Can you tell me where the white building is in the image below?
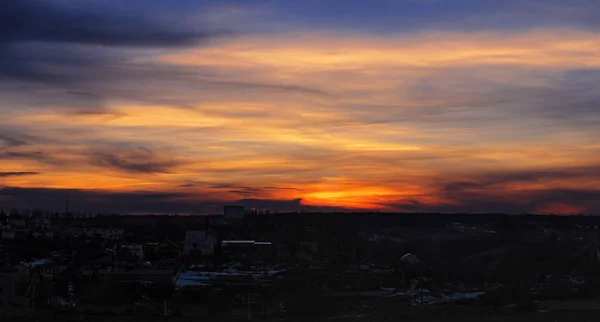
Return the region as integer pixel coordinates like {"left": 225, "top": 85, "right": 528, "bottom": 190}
{"left": 123, "top": 244, "right": 144, "bottom": 261}
{"left": 184, "top": 230, "right": 218, "bottom": 256}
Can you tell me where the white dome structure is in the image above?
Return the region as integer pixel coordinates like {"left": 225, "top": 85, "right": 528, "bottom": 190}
{"left": 400, "top": 253, "right": 422, "bottom": 267}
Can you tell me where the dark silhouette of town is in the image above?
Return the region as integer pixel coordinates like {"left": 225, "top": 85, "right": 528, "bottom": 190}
{"left": 1, "top": 206, "right": 600, "bottom": 321}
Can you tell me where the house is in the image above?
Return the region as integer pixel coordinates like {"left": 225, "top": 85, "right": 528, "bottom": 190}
{"left": 88, "top": 255, "right": 113, "bottom": 271}
{"left": 0, "top": 276, "right": 31, "bottom": 317}
{"left": 0, "top": 210, "right": 7, "bottom": 226}
{"left": 32, "top": 229, "right": 54, "bottom": 240}
{"left": 300, "top": 241, "right": 319, "bottom": 254}
{"left": 38, "top": 262, "right": 68, "bottom": 281}
{"left": 82, "top": 227, "right": 104, "bottom": 238}
{"left": 12, "top": 263, "right": 32, "bottom": 283}
{"left": 156, "top": 242, "right": 182, "bottom": 268}
{"left": 184, "top": 230, "right": 218, "bottom": 256}
{"left": 13, "top": 258, "right": 66, "bottom": 283}
{"left": 14, "top": 229, "right": 31, "bottom": 240}
{"left": 221, "top": 240, "right": 274, "bottom": 263}
{"left": 97, "top": 268, "right": 174, "bottom": 285}
{"left": 34, "top": 218, "right": 52, "bottom": 230}
{"left": 123, "top": 244, "right": 145, "bottom": 261}
{"left": 276, "top": 244, "right": 292, "bottom": 260}
{"left": 59, "top": 226, "right": 88, "bottom": 237}
{"left": 143, "top": 243, "right": 160, "bottom": 261}
{"left": 113, "top": 246, "right": 144, "bottom": 271}
{"left": 43, "top": 230, "right": 54, "bottom": 239}
{"left": 221, "top": 240, "right": 272, "bottom": 247}
{"left": 1, "top": 229, "right": 16, "bottom": 241}
{"left": 9, "top": 217, "right": 27, "bottom": 228}
{"left": 71, "top": 213, "right": 86, "bottom": 219}
{"left": 103, "top": 229, "right": 124, "bottom": 240}
{"left": 78, "top": 265, "right": 97, "bottom": 277}
{"left": 0, "top": 244, "right": 9, "bottom": 270}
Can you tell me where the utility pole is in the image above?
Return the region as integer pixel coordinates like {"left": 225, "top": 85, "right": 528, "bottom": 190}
{"left": 247, "top": 293, "right": 252, "bottom": 320}
{"left": 357, "top": 269, "right": 360, "bottom": 305}
{"left": 32, "top": 281, "right": 35, "bottom": 314}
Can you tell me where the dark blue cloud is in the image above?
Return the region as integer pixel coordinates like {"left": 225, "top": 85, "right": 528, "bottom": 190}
{"left": 244, "top": 0, "right": 600, "bottom": 33}
{"left": 17, "top": 0, "right": 596, "bottom": 38}
{"left": 0, "top": 0, "right": 219, "bottom": 47}
{"left": 386, "top": 165, "right": 600, "bottom": 214}
{"left": 387, "top": 188, "right": 600, "bottom": 215}
{"left": 0, "top": 134, "right": 29, "bottom": 147}
{"left": 0, "top": 186, "right": 337, "bottom": 214}
{"left": 3, "top": 0, "right": 598, "bottom": 52}
{"left": 0, "top": 0, "right": 228, "bottom": 85}
{"left": 0, "top": 186, "right": 209, "bottom": 214}
{"left": 0, "top": 172, "right": 40, "bottom": 177}
{"left": 89, "top": 146, "right": 185, "bottom": 174}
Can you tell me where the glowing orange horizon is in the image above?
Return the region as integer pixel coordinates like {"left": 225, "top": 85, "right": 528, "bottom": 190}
{"left": 2, "top": 28, "right": 600, "bottom": 214}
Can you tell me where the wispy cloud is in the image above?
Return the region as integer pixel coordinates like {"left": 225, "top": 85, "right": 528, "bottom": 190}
{"left": 1, "top": 1, "right": 600, "bottom": 214}
{"left": 0, "top": 135, "right": 28, "bottom": 147}
{"left": 0, "top": 172, "right": 41, "bottom": 177}
{"left": 89, "top": 146, "right": 186, "bottom": 174}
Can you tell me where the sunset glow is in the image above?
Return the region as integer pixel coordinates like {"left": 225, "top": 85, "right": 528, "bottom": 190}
{"left": 1, "top": 0, "right": 600, "bottom": 215}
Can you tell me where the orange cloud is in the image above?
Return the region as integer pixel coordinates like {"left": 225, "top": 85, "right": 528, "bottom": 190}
{"left": 159, "top": 29, "right": 600, "bottom": 70}
{"left": 2, "top": 27, "right": 600, "bottom": 213}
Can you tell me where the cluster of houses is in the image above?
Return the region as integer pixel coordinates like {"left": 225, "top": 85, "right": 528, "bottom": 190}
{"left": 1, "top": 210, "right": 54, "bottom": 241}
{"left": 0, "top": 208, "right": 123, "bottom": 242}
{"left": 0, "top": 205, "right": 267, "bottom": 316}
{"left": 1, "top": 206, "right": 401, "bottom": 318}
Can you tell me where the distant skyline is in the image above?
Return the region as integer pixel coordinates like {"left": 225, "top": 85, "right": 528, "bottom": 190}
{"left": 1, "top": 0, "right": 600, "bottom": 215}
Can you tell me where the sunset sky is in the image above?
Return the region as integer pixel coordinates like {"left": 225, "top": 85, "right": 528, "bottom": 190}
{"left": 1, "top": 0, "right": 600, "bottom": 214}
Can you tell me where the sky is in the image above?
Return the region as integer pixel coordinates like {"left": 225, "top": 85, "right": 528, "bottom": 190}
{"left": 1, "top": 0, "right": 600, "bottom": 215}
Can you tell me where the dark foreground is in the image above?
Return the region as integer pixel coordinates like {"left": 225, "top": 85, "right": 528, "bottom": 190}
{"left": 3, "top": 312, "right": 600, "bottom": 322}
{"left": 5, "top": 299, "right": 600, "bottom": 322}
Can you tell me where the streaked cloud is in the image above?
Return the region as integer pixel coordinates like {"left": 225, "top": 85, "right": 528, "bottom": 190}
{"left": 160, "top": 30, "right": 600, "bottom": 70}
{"left": 89, "top": 146, "right": 187, "bottom": 174}
{"left": 0, "top": 172, "right": 41, "bottom": 177}
{"left": 1, "top": 0, "right": 599, "bottom": 214}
